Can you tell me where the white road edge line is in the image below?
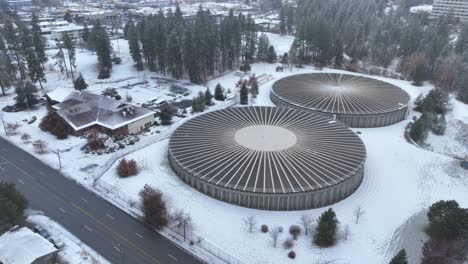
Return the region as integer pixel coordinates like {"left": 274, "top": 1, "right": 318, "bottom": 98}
{"left": 84, "top": 225, "right": 93, "bottom": 232}
{"left": 168, "top": 254, "right": 178, "bottom": 262}
{"left": 106, "top": 213, "right": 115, "bottom": 220}
{"left": 135, "top": 233, "right": 143, "bottom": 239}
{"left": 20, "top": 159, "right": 25, "bottom": 163}
{"left": 113, "top": 246, "right": 121, "bottom": 252}
{"left": 58, "top": 208, "right": 66, "bottom": 213}
{"left": 81, "top": 197, "right": 88, "bottom": 203}
{"left": 18, "top": 179, "right": 25, "bottom": 184}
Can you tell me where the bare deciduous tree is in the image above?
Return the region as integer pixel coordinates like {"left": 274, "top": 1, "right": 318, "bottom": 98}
{"left": 243, "top": 215, "right": 257, "bottom": 233}
{"left": 354, "top": 206, "right": 365, "bottom": 224}
{"left": 343, "top": 224, "right": 350, "bottom": 240}
{"left": 299, "top": 214, "right": 313, "bottom": 235}
{"left": 6, "top": 122, "right": 21, "bottom": 135}
{"left": 269, "top": 226, "right": 282, "bottom": 248}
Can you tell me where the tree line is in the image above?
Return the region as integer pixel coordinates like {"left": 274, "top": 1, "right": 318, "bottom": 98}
{"left": 290, "top": 0, "right": 468, "bottom": 103}
{"left": 125, "top": 5, "right": 278, "bottom": 84}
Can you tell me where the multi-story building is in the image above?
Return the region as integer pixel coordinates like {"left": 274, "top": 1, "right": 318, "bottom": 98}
{"left": 430, "top": 0, "right": 468, "bottom": 23}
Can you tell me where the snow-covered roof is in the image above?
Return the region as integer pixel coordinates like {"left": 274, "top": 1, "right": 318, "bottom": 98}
{"left": 0, "top": 227, "right": 57, "bottom": 264}
{"left": 45, "top": 88, "right": 76, "bottom": 103}
{"left": 410, "top": 4, "right": 432, "bottom": 13}
{"left": 54, "top": 91, "right": 155, "bottom": 131}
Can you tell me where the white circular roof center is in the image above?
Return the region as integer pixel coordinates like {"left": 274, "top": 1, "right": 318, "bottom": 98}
{"left": 234, "top": 125, "right": 297, "bottom": 151}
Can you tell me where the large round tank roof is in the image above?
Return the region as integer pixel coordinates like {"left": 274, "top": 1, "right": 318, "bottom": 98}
{"left": 168, "top": 106, "right": 366, "bottom": 195}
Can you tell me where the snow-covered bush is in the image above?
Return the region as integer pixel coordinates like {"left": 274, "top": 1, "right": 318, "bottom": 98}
{"left": 289, "top": 225, "right": 301, "bottom": 240}
{"left": 117, "top": 158, "right": 138, "bottom": 177}
{"left": 283, "top": 238, "right": 294, "bottom": 249}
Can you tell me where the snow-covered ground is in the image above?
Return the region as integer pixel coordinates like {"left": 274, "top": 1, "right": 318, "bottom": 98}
{"left": 28, "top": 213, "right": 110, "bottom": 264}
{"left": 97, "top": 64, "right": 468, "bottom": 264}
{"left": 1, "top": 32, "right": 467, "bottom": 264}
{"left": 262, "top": 33, "right": 295, "bottom": 56}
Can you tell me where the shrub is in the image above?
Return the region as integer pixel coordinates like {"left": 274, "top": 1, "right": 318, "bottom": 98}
{"left": 289, "top": 225, "right": 301, "bottom": 240}
{"left": 261, "top": 224, "right": 269, "bottom": 233}
{"left": 39, "top": 113, "right": 72, "bottom": 139}
{"left": 32, "top": 140, "right": 47, "bottom": 154}
{"left": 6, "top": 122, "right": 21, "bottom": 135}
{"left": 86, "top": 128, "right": 105, "bottom": 150}
{"left": 117, "top": 158, "right": 138, "bottom": 177}
{"left": 27, "top": 116, "right": 37, "bottom": 124}
{"left": 288, "top": 251, "right": 296, "bottom": 259}
{"left": 389, "top": 249, "right": 408, "bottom": 264}
{"left": 283, "top": 238, "right": 294, "bottom": 249}
{"left": 21, "top": 133, "right": 30, "bottom": 141}
{"left": 139, "top": 185, "right": 168, "bottom": 229}
{"left": 159, "top": 103, "right": 177, "bottom": 125}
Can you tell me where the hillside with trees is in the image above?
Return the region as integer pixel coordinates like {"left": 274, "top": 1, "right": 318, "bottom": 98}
{"left": 291, "top": 0, "right": 468, "bottom": 103}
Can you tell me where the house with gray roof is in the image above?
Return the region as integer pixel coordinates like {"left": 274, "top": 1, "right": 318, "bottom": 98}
{"left": 45, "top": 90, "right": 155, "bottom": 135}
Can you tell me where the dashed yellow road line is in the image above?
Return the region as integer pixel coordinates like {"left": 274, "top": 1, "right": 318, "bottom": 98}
{"left": 70, "top": 202, "right": 161, "bottom": 264}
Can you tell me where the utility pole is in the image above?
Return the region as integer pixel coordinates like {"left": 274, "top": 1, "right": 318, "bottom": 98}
{"left": 0, "top": 115, "right": 8, "bottom": 136}
{"left": 25, "top": 97, "right": 31, "bottom": 120}
{"left": 56, "top": 149, "right": 62, "bottom": 169}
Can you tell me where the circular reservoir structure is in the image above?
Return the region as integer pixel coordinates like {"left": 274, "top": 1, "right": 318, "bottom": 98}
{"left": 168, "top": 106, "right": 366, "bottom": 210}
{"left": 270, "top": 73, "right": 410, "bottom": 127}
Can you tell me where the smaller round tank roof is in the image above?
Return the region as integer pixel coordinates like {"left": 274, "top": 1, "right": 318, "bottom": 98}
{"left": 271, "top": 73, "right": 410, "bottom": 115}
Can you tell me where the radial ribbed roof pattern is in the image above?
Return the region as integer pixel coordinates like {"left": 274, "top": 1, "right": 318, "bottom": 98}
{"left": 272, "top": 73, "right": 410, "bottom": 115}
{"left": 169, "top": 107, "right": 366, "bottom": 194}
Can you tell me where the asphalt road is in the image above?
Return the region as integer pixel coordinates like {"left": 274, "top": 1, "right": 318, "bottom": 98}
{"left": 0, "top": 137, "right": 204, "bottom": 264}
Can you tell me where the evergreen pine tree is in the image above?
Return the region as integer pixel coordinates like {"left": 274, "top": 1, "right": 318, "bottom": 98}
{"left": 240, "top": 83, "right": 249, "bottom": 105}
{"left": 313, "top": 208, "right": 339, "bottom": 247}
{"left": 63, "top": 11, "right": 73, "bottom": 23}
{"left": 389, "top": 249, "right": 408, "bottom": 264}
{"left": 62, "top": 33, "right": 76, "bottom": 79}
{"left": 25, "top": 47, "right": 46, "bottom": 89}
{"left": 92, "top": 20, "right": 112, "bottom": 79}
{"left": 31, "top": 13, "right": 47, "bottom": 69}
{"left": 73, "top": 75, "right": 88, "bottom": 91}
{"left": 214, "top": 83, "right": 225, "bottom": 101}
{"left": 412, "top": 63, "right": 427, "bottom": 86}
{"left": 281, "top": 52, "right": 289, "bottom": 64}
{"left": 267, "top": 45, "right": 277, "bottom": 63}
{"left": 257, "top": 33, "right": 270, "bottom": 62}
{"left": 15, "top": 81, "right": 38, "bottom": 108}
{"left": 127, "top": 21, "right": 143, "bottom": 71}
{"left": 204, "top": 87, "right": 213, "bottom": 105}
{"left": 279, "top": 6, "right": 287, "bottom": 35}
{"left": 251, "top": 79, "right": 259, "bottom": 98}
{"left": 4, "top": 20, "right": 26, "bottom": 79}
{"left": 410, "top": 113, "right": 429, "bottom": 143}
{"left": 82, "top": 22, "right": 89, "bottom": 43}
{"left": 192, "top": 91, "right": 206, "bottom": 112}
{"left": 0, "top": 38, "right": 16, "bottom": 95}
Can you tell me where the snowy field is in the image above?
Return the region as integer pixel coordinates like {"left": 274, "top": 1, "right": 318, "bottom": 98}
{"left": 98, "top": 63, "right": 468, "bottom": 264}
{"left": 0, "top": 32, "right": 467, "bottom": 264}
